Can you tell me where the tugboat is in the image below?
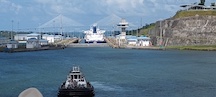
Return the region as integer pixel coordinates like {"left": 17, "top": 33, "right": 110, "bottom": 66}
{"left": 58, "top": 66, "right": 95, "bottom": 97}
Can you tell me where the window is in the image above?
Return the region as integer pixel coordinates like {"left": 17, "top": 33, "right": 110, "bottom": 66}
{"left": 74, "top": 75, "right": 77, "bottom": 79}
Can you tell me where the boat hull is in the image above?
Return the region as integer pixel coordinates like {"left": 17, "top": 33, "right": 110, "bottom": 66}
{"left": 58, "top": 88, "right": 95, "bottom": 97}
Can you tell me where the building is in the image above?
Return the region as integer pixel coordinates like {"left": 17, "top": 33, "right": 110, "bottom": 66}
{"left": 42, "top": 34, "right": 63, "bottom": 43}
{"left": 180, "top": 2, "right": 216, "bottom": 11}
{"left": 117, "top": 19, "right": 129, "bottom": 40}
{"left": 6, "top": 40, "right": 18, "bottom": 49}
{"left": 126, "top": 36, "right": 137, "bottom": 46}
{"left": 0, "top": 37, "right": 9, "bottom": 46}
{"left": 137, "top": 36, "right": 151, "bottom": 46}
{"left": 14, "top": 34, "right": 28, "bottom": 41}
{"left": 14, "top": 33, "right": 41, "bottom": 44}
{"left": 26, "top": 38, "right": 41, "bottom": 48}
{"left": 39, "top": 39, "right": 48, "bottom": 45}
{"left": 27, "top": 33, "right": 41, "bottom": 40}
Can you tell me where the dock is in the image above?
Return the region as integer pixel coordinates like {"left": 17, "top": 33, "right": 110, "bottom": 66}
{"left": 55, "top": 38, "right": 79, "bottom": 46}
{"left": 104, "top": 37, "right": 119, "bottom": 48}
{"left": 104, "top": 37, "right": 165, "bottom": 50}
{"left": 3, "top": 45, "right": 65, "bottom": 53}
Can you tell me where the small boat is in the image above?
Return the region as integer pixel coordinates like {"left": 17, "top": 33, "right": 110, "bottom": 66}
{"left": 58, "top": 66, "right": 95, "bottom": 97}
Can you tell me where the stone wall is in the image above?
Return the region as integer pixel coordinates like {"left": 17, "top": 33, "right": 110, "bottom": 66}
{"left": 149, "top": 16, "right": 216, "bottom": 46}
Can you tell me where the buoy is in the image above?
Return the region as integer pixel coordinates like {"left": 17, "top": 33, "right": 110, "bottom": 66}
{"left": 18, "top": 87, "right": 43, "bottom": 97}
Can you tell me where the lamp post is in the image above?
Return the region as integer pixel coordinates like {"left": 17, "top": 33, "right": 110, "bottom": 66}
{"left": 11, "top": 20, "right": 14, "bottom": 40}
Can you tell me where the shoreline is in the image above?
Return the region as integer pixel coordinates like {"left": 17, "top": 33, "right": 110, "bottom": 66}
{"left": 0, "top": 45, "right": 66, "bottom": 53}
{"left": 165, "top": 45, "right": 216, "bottom": 51}
{"left": 1, "top": 45, "right": 216, "bottom": 52}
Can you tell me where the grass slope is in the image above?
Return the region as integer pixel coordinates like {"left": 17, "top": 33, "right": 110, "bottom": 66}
{"left": 173, "top": 10, "right": 216, "bottom": 19}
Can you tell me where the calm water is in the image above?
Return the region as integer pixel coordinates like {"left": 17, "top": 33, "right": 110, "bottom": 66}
{"left": 1, "top": 47, "right": 216, "bottom": 97}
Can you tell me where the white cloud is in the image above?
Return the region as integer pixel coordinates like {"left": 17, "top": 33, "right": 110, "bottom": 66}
{"left": 33, "top": 0, "right": 148, "bottom": 16}
{"left": 0, "top": 0, "right": 22, "bottom": 14}
{"left": 35, "top": 0, "right": 85, "bottom": 15}
{"left": 2, "top": 0, "right": 215, "bottom": 30}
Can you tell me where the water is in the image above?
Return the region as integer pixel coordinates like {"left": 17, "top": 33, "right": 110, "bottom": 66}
{"left": 1, "top": 48, "right": 216, "bottom": 97}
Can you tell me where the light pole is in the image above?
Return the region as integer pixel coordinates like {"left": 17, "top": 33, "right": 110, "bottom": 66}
{"left": 11, "top": 20, "right": 14, "bottom": 40}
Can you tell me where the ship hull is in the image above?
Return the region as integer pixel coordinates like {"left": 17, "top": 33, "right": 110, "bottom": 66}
{"left": 84, "top": 40, "right": 106, "bottom": 43}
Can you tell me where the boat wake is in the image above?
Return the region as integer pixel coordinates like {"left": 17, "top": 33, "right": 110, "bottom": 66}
{"left": 91, "top": 81, "right": 124, "bottom": 91}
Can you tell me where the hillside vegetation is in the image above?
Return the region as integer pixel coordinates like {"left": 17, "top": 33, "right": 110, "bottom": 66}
{"left": 139, "top": 23, "right": 155, "bottom": 36}
{"left": 139, "top": 10, "right": 216, "bottom": 36}
{"left": 173, "top": 10, "right": 216, "bottom": 19}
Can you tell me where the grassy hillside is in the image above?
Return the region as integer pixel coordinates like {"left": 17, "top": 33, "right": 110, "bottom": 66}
{"left": 173, "top": 10, "right": 216, "bottom": 19}
{"left": 139, "top": 23, "right": 155, "bottom": 36}
{"left": 139, "top": 10, "right": 216, "bottom": 36}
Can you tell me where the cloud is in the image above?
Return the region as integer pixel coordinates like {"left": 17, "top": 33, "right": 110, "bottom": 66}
{"left": 34, "top": 0, "right": 148, "bottom": 16}
{"left": 3, "top": 0, "right": 214, "bottom": 30}
{"left": 0, "top": 0, "right": 22, "bottom": 14}
{"left": 35, "top": 0, "right": 85, "bottom": 15}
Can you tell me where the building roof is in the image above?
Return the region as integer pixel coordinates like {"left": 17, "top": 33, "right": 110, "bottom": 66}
{"left": 126, "top": 35, "right": 137, "bottom": 39}
{"left": 180, "top": 4, "right": 216, "bottom": 10}
{"left": 127, "top": 38, "right": 137, "bottom": 41}
{"left": 15, "top": 34, "right": 29, "bottom": 36}
{"left": 27, "top": 33, "right": 41, "bottom": 36}
{"left": 27, "top": 38, "right": 38, "bottom": 41}
{"left": 39, "top": 39, "right": 48, "bottom": 42}
{"left": 137, "top": 37, "right": 150, "bottom": 40}
{"left": 8, "top": 40, "right": 18, "bottom": 44}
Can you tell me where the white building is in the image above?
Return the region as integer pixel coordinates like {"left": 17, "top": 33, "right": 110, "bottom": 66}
{"left": 117, "top": 19, "right": 129, "bottom": 40}
{"left": 27, "top": 33, "right": 41, "bottom": 40}
{"left": 14, "top": 33, "right": 41, "bottom": 44}
{"left": 137, "top": 37, "right": 151, "bottom": 46}
{"left": 126, "top": 36, "right": 137, "bottom": 46}
{"left": 39, "top": 39, "right": 48, "bottom": 45}
{"left": 14, "top": 33, "right": 63, "bottom": 45}
{"left": 6, "top": 40, "right": 18, "bottom": 49}
{"left": 42, "top": 34, "right": 63, "bottom": 43}
{"left": 14, "top": 34, "right": 28, "bottom": 41}
{"left": 26, "top": 38, "right": 41, "bottom": 48}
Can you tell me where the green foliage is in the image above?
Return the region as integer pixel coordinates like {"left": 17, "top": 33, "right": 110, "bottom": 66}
{"left": 128, "top": 23, "right": 155, "bottom": 36}
{"left": 139, "top": 23, "right": 155, "bottom": 36}
{"left": 0, "top": 31, "right": 12, "bottom": 38}
{"left": 0, "top": 31, "right": 32, "bottom": 38}
{"left": 173, "top": 10, "right": 216, "bottom": 19}
{"left": 166, "top": 45, "right": 216, "bottom": 51}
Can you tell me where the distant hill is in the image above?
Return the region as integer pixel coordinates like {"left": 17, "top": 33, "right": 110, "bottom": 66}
{"left": 138, "top": 10, "right": 216, "bottom": 46}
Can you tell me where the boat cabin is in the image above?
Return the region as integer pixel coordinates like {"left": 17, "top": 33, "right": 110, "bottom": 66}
{"left": 65, "top": 67, "right": 87, "bottom": 89}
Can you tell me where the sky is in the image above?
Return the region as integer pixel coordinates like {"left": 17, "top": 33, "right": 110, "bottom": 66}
{"left": 0, "top": 0, "right": 215, "bottom": 31}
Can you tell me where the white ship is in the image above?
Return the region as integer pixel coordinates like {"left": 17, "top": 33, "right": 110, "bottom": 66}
{"left": 84, "top": 24, "right": 106, "bottom": 43}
